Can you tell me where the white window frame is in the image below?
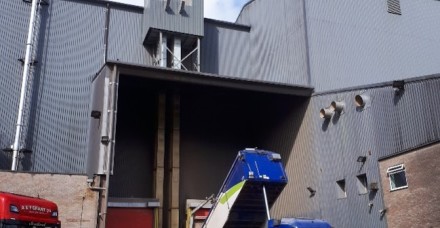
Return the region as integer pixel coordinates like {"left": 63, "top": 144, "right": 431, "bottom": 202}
{"left": 387, "top": 164, "right": 408, "bottom": 191}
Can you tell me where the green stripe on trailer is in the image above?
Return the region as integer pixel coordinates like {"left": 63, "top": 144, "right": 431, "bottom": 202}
{"left": 220, "top": 181, "right": 245, "bottom": 204}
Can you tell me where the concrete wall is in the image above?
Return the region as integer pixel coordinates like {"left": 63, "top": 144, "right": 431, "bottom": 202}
{"left": 379, "top": 143, "right": 440, "bottom": 228}
{"left": 0, "top": 172, "right": 99, "bottom": 228}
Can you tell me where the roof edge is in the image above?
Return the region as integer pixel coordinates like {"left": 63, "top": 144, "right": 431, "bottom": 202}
{"left": 313, "top": 73, "right": 440, "bottom": 96}
{"left": 235, "top": 0, "right": 256, "bottom": 23}
{"left": 204, "top": 18, "right": 251, "bottom": 32}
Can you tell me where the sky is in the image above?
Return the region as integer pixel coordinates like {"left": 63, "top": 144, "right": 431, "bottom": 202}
{"left": 106, "top": 0, "right": 249, "bottom": 22}
{"left": 204, "top": 0, "right": 249, "bottom": 22}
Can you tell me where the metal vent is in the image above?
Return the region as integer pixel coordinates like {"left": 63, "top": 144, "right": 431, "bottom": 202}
{"left": 387, "top": 0, "right": 401, "bottom": 15}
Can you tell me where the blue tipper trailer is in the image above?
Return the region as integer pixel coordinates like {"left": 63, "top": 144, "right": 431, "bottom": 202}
{"left": 202, "top": 148, "right": 331, "bottom": 228}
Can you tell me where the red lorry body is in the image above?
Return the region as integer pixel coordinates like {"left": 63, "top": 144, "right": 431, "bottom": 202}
{"left": 0, "top": 192, "right": 60, "bottom": 227}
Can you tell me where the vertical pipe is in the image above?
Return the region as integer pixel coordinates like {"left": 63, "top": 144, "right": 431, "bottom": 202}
{"left": 159, "top": 32, "right": 167, "bottom": 67}
{"left": 173, "top": 37, "right": 181, "bottom": 69}
{"left": 104, "top": 4, "right": 110, "bottom": 63}
{"left": 197, "top": 38, "right": 200, "bottom": 72}
{"left": 11, "top": 0, "right": 39, "bottom": 171}
{"left": 158, "top": 32, "right": 162, "bottom": 66}
{"left": 302, "top": 0, "right": 312, "bottom": 86}
{"left": 262, "top": 185, "right": 271, "bottom": 220}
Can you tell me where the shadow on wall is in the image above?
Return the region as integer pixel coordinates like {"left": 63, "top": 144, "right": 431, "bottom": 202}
{"left": 257, "top": 96, "right": 310, "bottom": 166}
{"left": 0, "top": 153, "right": 12, "bottom": 170}
{"left": 322, "top": 118, "right": 330, "bottom": 131}
{"left": 0, "top": 134, "right": 9, "bottom": 169}
{"left": 369, "top": 190, "right": 377, "bottom": 213}
{"left": 200, "top": 24, "right": 219, "bottom": 74}
{"left": 393, "top": 90, "right": 405, "bottom": 105}
{"left": 179, "top": 86, "right": 309, "bottom": 217}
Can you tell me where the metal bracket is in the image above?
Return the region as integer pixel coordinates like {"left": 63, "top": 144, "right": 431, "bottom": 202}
{"left": 101, "top": 136, "right": 110, "bottom": 145}
{"left": 18, "top": 58, "right": 38, "bottom": 66}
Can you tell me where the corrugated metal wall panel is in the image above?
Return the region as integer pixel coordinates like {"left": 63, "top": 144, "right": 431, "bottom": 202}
{"left": 0, "top": 0, "right": 30, "bottom": 169}
{"left": 242, "top": 0, "right": 309, "bottom": 85}
{"left": 305, "top": 0, "right": 440, "bottom": 92}
{"left": 144, "top": 0, "right": 203, "bottom": 37}
{"left": 270, "top": 101, "right": 324, "bottom": 219}
{"left": 108, "top": 5, "right": 152, "bottom": 65}
{"left": 299, "top": 76, "right": 440, "bottom": 227}
{"left": 200, "top": 21, "right": 250, "bottom": 78}
{"left": 0, "top": 0, "right": 107, "bottom": 172}
{"left": 373, "top": 79, "right": 440, "bottom": 158}
{"left": 311, "top": 91, "right": 387, "bottom": 228}
{"left": 28, "top": 0, "right": 106, "bottom": 173}
{"left": 427, "top": 79, "right": 440, "bottom": 139}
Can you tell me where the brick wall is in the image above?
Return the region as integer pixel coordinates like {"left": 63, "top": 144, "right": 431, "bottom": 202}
{"left": 379, "top": 143, "right": 440, "bottom": 228}
{"left": 0, "top": 172, "right": 99, "bottom": 228}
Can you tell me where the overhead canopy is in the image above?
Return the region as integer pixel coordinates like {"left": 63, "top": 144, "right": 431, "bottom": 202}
{"left": 108, "top": 61, "right": 314, "bottom": 97}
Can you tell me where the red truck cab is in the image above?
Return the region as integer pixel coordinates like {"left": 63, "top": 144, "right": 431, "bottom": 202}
{"left": 0, "top": 192, "right": 61, "bottom": 227}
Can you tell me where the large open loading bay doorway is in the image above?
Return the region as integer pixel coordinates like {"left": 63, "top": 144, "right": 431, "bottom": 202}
{"left": 107, "top": 74, "right": 309, "bottom": 228}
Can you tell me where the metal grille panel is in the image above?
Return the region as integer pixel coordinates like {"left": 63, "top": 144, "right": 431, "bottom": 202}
{"left": 388, "top": 0, "right": 401, "bottom": 15}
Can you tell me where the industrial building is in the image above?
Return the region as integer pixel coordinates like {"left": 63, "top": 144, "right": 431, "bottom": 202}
{"left": 0, "top": 0, "right": 439, "bottom": 227}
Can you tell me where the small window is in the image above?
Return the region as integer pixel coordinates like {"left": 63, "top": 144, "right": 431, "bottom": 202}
{"left": 336, "top": 179, "right": 347, "bottom": 199}
{"left": 387, "top": 164, "right": 408, "bottom": 191}
{"left": 387, "top": 0, "right": 402, "bottom": 15}
{"left": 356, "top": 174, "right": 368, "bottom": 194}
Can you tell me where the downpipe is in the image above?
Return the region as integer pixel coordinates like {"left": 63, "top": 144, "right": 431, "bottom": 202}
{"left": 11, "top": 0, "right": 39, "bottom": 171}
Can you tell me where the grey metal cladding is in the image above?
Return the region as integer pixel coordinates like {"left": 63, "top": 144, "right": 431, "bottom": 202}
{"left": 144, "top": 0, "right": 203, "bottom": 37}
{"left": 311, "top": 92, "right": 387, "bottom": 228}
{"left": 235, "top": 0, "right": 309, "bottom": 86}
{"left": 371, "top": 78, "right": 440, "bottom": 158}
{"left": 0, "top": 0, "right": 29, "bottom": 169}
{"left": 21, "top": 0, "right": 106, "bottom": 173}
{"left": 86, "top": 66, "right": 109, "bottom": 177}
{"left": 200, "top": 21, "right": 250, "bottom": 78}
{"left": 270, "top": 101, "right": 324, "bottom": 220}
{"left": 303, "top": 76, "right": 440, "bottom": 227}
{"left": 305, "top": 0, "right": 440, "bottom": 92}
{"left": 108, "top": 5, "right": 153, "bottom": 65}
{"left": 387, "top": 0, "right": 402, "bottom": 15}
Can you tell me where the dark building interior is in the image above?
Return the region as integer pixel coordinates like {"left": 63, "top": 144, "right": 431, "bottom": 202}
{"left": 109, "top": 75, "right": 309, "bottom": 226}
